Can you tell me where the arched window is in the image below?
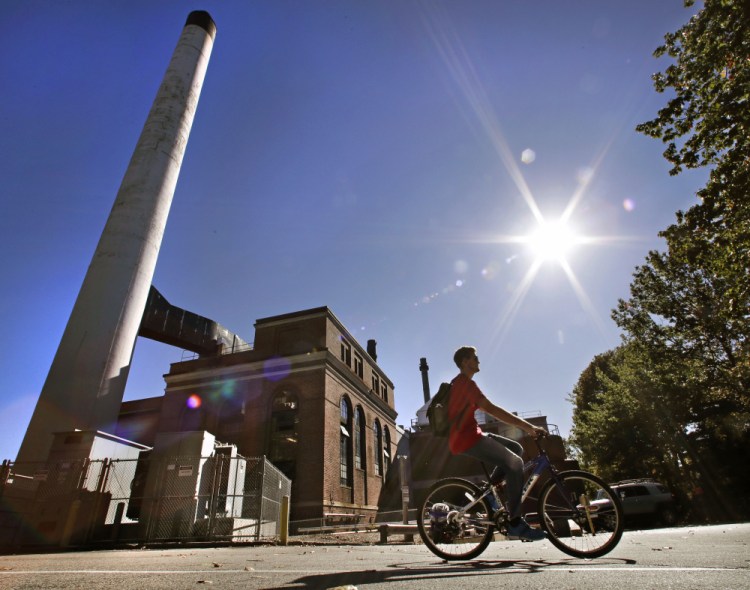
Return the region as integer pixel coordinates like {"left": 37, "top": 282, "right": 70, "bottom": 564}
{"left": 354, "top": 407, "right": 366, "bottom": 470}
{"left": 373, "top": 419, "right": 383, "bottom": 477}
{"left": 269, "top": 389, "right": 299, "bottom": 481}
{"left": 340, "top": 397, "right": 353, "bottom": 487}
{"left": 383, "top": 426, "right": 392, "bottom": 477}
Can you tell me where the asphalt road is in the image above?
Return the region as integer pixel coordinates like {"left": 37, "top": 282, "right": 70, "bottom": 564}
{"left": 0, "top": 523, "right": 747, "bottom": 590}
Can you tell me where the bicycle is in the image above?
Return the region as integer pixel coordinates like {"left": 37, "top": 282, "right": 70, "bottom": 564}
{"left": 416, "top": 435, "right": 624, "bottom": 560}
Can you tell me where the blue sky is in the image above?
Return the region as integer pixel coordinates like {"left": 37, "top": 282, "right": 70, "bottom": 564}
{"left": 0, "top": 1, "right": 706, "bottom": 460}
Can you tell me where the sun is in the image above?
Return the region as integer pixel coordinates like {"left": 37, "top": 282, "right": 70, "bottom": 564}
{"left": 526, "top": 219, "right": 579, "bottom": 263}
{"left": 488, "top": 215, "right": 604, "bottom": 347}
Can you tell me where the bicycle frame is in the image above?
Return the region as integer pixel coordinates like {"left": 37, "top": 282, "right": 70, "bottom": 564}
{"left": 520, "top": 449, "right": 553, "bottom": 503}
{"left": 522, "top": 440, "right": 601, "bottom": 527}
{"left": 473, "top": 439, "right": 576, "bottom": 518}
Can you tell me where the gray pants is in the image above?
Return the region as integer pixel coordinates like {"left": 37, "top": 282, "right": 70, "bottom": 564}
{"left": 461, "top": 432, "right": 525, "bottom": 519}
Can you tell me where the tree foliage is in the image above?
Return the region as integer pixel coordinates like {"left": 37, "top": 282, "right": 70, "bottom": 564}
{"left": 570, "top": 0, "right": 750, "bottom": 521}
{"left": 636, "top": 0, "right": 750, "bottom": 177}
{"left": 636, "top": 0, "right": 750, "bottom": 305}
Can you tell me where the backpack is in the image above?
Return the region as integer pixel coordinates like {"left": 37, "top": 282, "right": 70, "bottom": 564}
{"left": 426, "top": 381, "right": 453, "bottom": 437}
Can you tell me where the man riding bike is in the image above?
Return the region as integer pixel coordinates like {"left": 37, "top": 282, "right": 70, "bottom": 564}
{"left": 448, "top": 345, "right": 547, "bottom": 542}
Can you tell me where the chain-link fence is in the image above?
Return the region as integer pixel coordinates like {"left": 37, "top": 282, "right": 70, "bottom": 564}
{"left": 0, "top": 455, "right": 291, "bottom": 548}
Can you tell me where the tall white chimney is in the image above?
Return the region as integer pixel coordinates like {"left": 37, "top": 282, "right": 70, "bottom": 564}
{"left": 16, "top": 11, "right": 217, "bottom": 465}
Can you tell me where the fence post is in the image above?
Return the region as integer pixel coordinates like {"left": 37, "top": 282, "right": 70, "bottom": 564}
{"left": 398, "top": 455, "right": 409, "bottom": 524}
{"left": 207, "top": 455, "right": 221, "bottom": 540}
{"left": 256, "top": 458, "right": 266, "bottom": 542}
{"left": 111, "top": 502, "right": 126, "bottom": 543}
{"left": 279, "top": 495, "right": 289, "bottom": 545}
{"left": 60, "top": 499, "right": 82, "bottom": 547}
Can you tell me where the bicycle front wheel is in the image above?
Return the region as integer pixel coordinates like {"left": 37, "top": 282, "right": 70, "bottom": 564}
{"left": 417, "top": 477, "right": 494, "bottom": 561}
{"left": 537, "top": 470, "right": 624, "bottom": 558}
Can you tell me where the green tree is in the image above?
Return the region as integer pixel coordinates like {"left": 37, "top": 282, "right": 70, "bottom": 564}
{"left": 635, "top": 0, "right": 750, "bottom": 312}
{"left": 636, "top": 0, "right": 749, "bottom": 176}
{"left": 570, "top": 0, "right": 750, "bottom": 521}
{"left": 631, "top": 0, "right": 750, "bottom": 474}
{"left": 568, "top": 347, "right": 642, "bottom": 480}
{"left": 569, "top": 344, "right": 693, "bottom": 492}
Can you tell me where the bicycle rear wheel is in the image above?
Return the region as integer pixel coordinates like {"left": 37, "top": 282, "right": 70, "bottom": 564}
{"left": 537, "top": 470, "right": 624, "bottom": 558}
{"left": 417, "top": 477, "right": 494, "bottom": 560}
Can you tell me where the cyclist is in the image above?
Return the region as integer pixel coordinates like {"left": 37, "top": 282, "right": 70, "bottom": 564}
{"left": 448, "top": 345, "right": 547, "bottom": 542}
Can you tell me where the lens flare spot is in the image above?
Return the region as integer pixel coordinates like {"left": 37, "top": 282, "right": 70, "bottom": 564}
{"left": 454, "top": 260, "right": 468, "bottom": 273}
{"left": 482, "top": 260, "right": 502, "bottom": 279}
{"left": 623, "top": 198, "right": 636, "bottom": 212}
{"left": 521, "top": 148, "right": 536, "bottom": 164}
{"left": 579, "top": 74, "right": 601, "bottom": 95}
{"left": 219, "top": 380, "right": 236, "bottom": 399}
{"left": 577, "top": 167, "right": 594, "bottom": 185}
{"left": 455, "top": 279, "right": 464, "bottom": 287}
{"left": 264, "top": 356, "right": 291, "bottom": 382}
{"left": 187, "top": 394, "right": 202, "bottom": 409}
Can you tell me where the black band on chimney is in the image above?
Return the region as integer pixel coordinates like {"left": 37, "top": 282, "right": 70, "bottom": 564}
{"left": 186, "top": 11, "right": 217, "bottom": 39}
{"left": 419, "top": 357, "right": 431, "bottom": 404}
{"left": 367, "top": 339, "right": 377, "bottom": 362}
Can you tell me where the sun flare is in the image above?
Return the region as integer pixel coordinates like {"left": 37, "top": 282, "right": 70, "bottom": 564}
{"left": 527, "top": 220, "right": 578, "bottom": 263}
{"left": 423, "top": 5, "right": 623, "bottom": 350}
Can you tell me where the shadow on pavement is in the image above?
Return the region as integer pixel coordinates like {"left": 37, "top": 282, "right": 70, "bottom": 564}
{"left": 275, "top": 557, "right": 637, "bottom": 589}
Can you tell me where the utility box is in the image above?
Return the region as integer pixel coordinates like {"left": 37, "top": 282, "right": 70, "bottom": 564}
{"left": 139, "top": 431, "right": 216, "bottom": 540}
{"left": 138, "top": 431, "right": 248, "bottom": 540}
{"left": 197, "top": 445, "right": 246, "bottom": 520}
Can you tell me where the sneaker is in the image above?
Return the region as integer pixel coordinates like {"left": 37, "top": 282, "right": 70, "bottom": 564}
{"left": 507, "top": 519, "right": 546, "bottom": 542}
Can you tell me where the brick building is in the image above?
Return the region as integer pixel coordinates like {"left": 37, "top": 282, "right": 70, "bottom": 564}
{"left": 117, "top": 306, "right": 398, "bottom": 523}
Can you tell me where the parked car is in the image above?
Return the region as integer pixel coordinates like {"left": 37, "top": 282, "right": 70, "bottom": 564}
{"left": 603, "top": 479, "right": 678, "bottom": 527}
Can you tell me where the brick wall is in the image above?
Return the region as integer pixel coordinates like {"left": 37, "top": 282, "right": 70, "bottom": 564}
{"left": 118, "top": 306, "right": 399, "bottom": 524}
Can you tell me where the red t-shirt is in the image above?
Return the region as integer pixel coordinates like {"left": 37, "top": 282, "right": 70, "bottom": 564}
{"left": 448, "top": 373, "right": 485, "bottom": 454}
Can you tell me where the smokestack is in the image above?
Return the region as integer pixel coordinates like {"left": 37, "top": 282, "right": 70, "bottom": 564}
{"left": 367, "top": 339, "right": 377, "bottom": 361}
{"left": 16, "top": 12, "right": 217, "bottom": 465}
{"left": 419, "top": 357, "right": 431, "bottom": 403}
